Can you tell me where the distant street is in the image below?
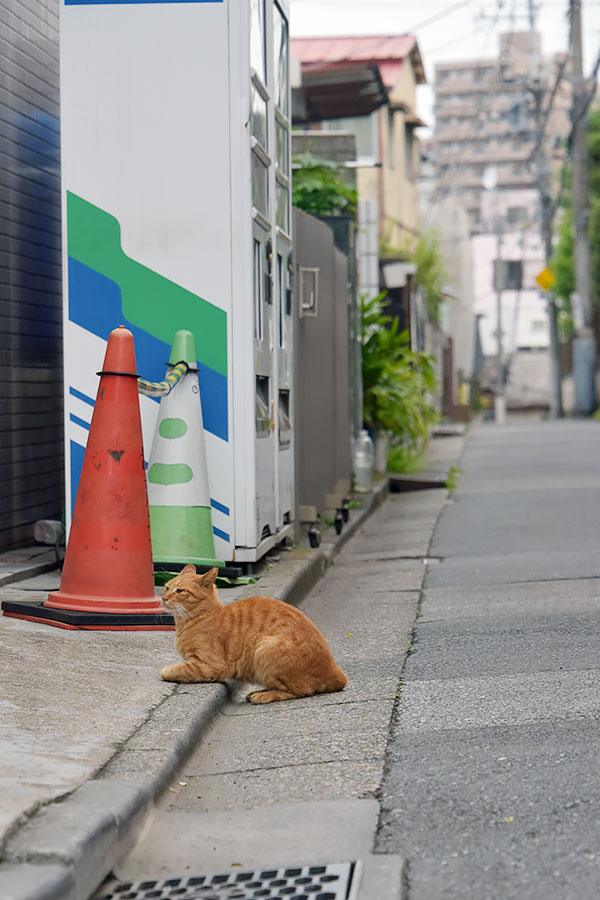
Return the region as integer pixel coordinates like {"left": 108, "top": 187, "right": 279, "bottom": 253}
{"left": 377, "top": 420, "right": 600, "bottom": 897}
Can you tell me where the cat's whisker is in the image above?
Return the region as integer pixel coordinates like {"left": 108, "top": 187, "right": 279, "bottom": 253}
{"left": 172, "top": 602, "right": 190, "bottom": 622}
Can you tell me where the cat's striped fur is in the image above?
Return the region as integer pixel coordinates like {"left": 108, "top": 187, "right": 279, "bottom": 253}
{"left": 160, "top": 565, "right": 347, "bottom": 703}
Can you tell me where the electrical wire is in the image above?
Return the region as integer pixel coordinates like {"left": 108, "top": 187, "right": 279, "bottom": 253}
{"left": 407, "top": 0, "right": 474, "bottom": 33}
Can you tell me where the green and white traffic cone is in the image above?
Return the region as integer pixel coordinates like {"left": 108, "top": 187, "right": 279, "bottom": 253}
{"left": 147, "top": 330, "right": 226, "bottom": 572}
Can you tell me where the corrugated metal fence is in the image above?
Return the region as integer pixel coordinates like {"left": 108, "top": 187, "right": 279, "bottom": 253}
{"left": 0, "top": 0, "right": 64, "bottom": 549}
{"left": 293, "top": 208, "right": 351, "bottom": 519}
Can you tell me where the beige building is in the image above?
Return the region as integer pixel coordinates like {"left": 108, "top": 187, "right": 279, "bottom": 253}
{"left": 290, "top": 35, "right": 426, "bottom": 251}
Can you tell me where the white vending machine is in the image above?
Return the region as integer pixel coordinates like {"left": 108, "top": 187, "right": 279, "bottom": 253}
{"left": 61, "top": 0, "right": 294, "bottom": 562}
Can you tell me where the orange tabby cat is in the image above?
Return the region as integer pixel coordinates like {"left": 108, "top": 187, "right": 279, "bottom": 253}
{"left": 160, "top": 565, "right": 347, "bottom": 703}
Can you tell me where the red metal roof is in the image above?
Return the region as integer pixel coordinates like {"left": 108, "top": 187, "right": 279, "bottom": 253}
{"left": 290, "top": 34, "right": 426, "bottom": 86}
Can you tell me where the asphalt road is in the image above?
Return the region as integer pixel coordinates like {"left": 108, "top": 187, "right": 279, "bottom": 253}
{"left": 376, "top": 420, "right": 600, "bottom": 899}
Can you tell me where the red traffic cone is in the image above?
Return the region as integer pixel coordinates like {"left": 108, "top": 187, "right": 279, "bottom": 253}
{"left": 3, "top": 327, "right": 173, "bottom": 630}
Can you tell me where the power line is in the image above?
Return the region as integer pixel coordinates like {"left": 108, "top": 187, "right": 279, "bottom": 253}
{"left": 426, "top": 22, "right": 492, "bottom": 54}
{"left": 407, "top": 0, "right": 473, "bottom": 33}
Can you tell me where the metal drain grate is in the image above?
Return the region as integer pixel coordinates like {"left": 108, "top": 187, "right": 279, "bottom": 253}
{"left": 96, "top": 861, "right": 361, "bottom": 900}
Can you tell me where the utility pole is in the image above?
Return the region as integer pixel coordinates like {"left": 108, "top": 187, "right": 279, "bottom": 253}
{"left": 528, "top": 0, "right": 564, "bottom": 416}
{"left": 484, "top": 163, "right": 506, "bottom": 425}
{"left": 495, "top": 215, "right": 507, "bottom": 425}
{"left": 570, "top": 0, "right": 596, "bottom": 413}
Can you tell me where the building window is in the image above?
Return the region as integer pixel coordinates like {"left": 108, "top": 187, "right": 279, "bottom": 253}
{"left": 405, "top": 125, "right": 414, "bottom": 180}
{"left": 276, "top": 121, "right": 288, "bottom": 175}
{"left": 276, "top": 180, "right": 289, "bottom": 232}
{"left": 250, "top": 0, "right": 266, "bottom": 84}
{"left": 507, "top": 206, "right": 527, "bottom": 224}
{"left": 277, "top": 253, "right": 284, "bottom": 347}
{"left": 323, "top": 113, "right": 378, "bottom": 163}
{"left": 388, "top": 109, "right": 395, "bottom": 169}
{"left": 273, "top": 3, "right": 289, "bottom": 117}
{"left": 251, "top": 85, "right": 267, "bottom": 148}
{"left": 494, "top": 259, "right": 523, "bottom": 291}
{"left": 254, "top": 239, "right": 263, "bottom": 339}
{"left": 251, "top": 151, "right": 269, "bottom": 218}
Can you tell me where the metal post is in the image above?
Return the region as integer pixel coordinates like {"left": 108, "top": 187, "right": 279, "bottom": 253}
{"left": 571, "top": 0, "right": 597, "bottom": 413}
{"left": 541, "top": 172, "right": 564, "bottom": 417}
{"left": 528, "top": 0, "right": 563, "bottom": 416}
{"left": 495, "top": 215, "right": 507, "bottom": 425}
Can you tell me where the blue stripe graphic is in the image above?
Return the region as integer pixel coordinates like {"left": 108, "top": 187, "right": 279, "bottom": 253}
{"left": 69, "top": 386, "right": 95, "bottom": 407}
{"left": 70, "top": 413, "right": 91, "bottom": 431}
{"left": 212, "top": 526, "right": 230, "bottom": 542}
{"left": 210, "top": 498, "right": 230, "bottom": 516}
{"left": 70, "top": 441, "right": 86, "bottom": 517}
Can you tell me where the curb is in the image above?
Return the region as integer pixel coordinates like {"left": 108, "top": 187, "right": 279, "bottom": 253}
{"left": 0, "top": 481, "right": 390, "bottom": 900}
{"left": 0, "top": 551, "right": 58, "bottom": 589}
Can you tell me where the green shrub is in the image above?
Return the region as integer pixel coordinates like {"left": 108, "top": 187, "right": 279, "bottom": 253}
{"left": 292, "top": 153, "right": 357, "bottom": 217}
{"left": 386, "top": 444, "right": 424, "bottom": 473}
{"left": 361, "top": 292, "right": 438, "bottom": 449}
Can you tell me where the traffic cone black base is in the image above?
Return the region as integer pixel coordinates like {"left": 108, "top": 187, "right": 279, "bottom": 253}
{"left": 1, "top": 598, "right": 174, "bottom": 630}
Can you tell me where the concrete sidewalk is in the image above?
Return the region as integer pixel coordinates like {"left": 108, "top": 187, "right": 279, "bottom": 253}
{"left": 0, "top": 430, "right": 463, "bottom": 900}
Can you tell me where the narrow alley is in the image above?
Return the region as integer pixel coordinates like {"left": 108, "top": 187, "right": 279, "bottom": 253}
{"left": 93, "top": 419, "right": 600, "bottom": 899}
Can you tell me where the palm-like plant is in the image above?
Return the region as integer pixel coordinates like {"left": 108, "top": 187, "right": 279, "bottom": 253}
{"left": 361, "top": 293, "right": 438, "bottom": 450}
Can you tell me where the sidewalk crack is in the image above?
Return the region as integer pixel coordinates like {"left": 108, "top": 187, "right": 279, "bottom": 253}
{"left": 186, "top": 754, "right": 386, "bottom": 778}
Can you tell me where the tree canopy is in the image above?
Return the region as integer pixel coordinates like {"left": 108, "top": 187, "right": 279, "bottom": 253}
{"left": 551, "top": 105, "right": 600, "bottom": 336}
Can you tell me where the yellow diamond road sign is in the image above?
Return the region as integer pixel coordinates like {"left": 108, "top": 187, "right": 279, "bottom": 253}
{"left": 535, "top": 267, "right": 555, "bottom": 291}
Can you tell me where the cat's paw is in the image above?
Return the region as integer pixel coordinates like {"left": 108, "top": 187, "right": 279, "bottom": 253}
{"left": 160, "top": 665, "right": 180, "bottom": 681}
{"left": 247, "top": 690, "right": 273, "bottom": 703}
{"left": 246, "top": 689, "right": 295, "bottom": 703}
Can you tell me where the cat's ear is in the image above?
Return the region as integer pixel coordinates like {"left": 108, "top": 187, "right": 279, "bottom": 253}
{"left": 197, "top": 566, "right": 218, "bottom": 586}
{"left": 181, "top": 564, "right": 197, "bottom": 576}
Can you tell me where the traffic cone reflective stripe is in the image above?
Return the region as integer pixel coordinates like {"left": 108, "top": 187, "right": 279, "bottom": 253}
{"left": 148, "top": 330, "right": 225, "bottom": 569}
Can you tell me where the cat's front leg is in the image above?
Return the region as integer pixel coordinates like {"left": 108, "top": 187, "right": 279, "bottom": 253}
{"left": 160, "top": 659, "right": 222, "bottom": 683}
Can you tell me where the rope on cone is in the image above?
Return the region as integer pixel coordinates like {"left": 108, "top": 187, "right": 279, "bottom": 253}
{"left": 137, "top": 361, "right": 189, "bottom": 397}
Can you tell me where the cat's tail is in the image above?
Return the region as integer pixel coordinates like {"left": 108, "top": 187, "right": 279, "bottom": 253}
{"left": 325, "top": 663, "right": 348, "bottom": 693}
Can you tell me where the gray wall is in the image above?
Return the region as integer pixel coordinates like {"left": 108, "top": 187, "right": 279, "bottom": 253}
{"left": 0, "top": 0, "right": 63, "bottom": 549}
{"left": 293, "top": 207, "right": 351, "bottom": 518}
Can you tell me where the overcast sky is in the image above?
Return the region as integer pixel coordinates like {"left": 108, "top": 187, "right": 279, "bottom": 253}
{"left": 289, "top": 0, "right": 600, "bottom": 135}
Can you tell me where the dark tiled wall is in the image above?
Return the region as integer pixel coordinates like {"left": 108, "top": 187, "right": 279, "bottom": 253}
{"left": 0, "top": 0, "right": 63, "bottom": 549}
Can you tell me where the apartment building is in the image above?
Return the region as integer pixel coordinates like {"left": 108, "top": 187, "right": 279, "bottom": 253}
{"left": 426, "top": 32, "right": 572, "bottom": 410}
{"left": 430, "top": 32, "right": 571, "bottom": 233}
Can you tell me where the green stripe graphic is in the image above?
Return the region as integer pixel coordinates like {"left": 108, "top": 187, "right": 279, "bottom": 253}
{"left": 67, "top": 191, "right": 227, "bottom": 377}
